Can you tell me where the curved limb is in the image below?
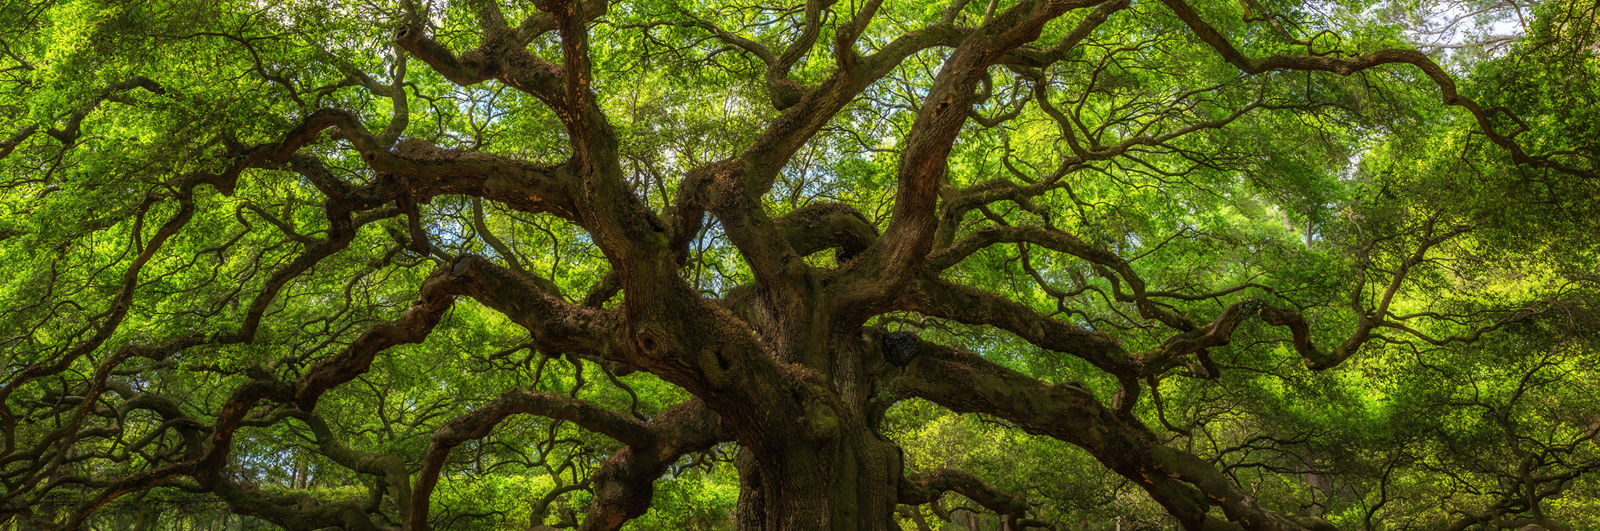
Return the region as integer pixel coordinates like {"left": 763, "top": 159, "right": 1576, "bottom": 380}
{"left": 408, "top": 397, "right": 725, "bottom": 531}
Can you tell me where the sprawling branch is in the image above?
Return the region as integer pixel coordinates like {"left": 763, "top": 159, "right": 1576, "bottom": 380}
{"left": 1157, "top": 0, "right": 1597, "bottom": 180}
{"left": 575, "top": 400, "right": 726, "bottom": 531}
{"left": 429, "top": 254, "right": 620, "bottom": 360}
{"left": 406, "top": 389, "right": 652, "bottom": 530}
{"left": 286, "top": 410, "right": 414, "bottom": 522}
{"left": 294, "top": 265, "right": 457, "bottom": 411}
{"left": 408, "top": 397, "right": 724, "bottom": 531}
{"left": 666, "top": 8, "right": 994, "bottom": 292}
{"left": 892, "top": 340, "right": 1333, "bottom": 531}
{"left": 393, "top": 2, "right": 567, "bottom": 101}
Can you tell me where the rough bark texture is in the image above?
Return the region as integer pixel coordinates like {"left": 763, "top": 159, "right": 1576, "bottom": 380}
{"left": 3, "top": 0, "right": 1590, "bottom": 529}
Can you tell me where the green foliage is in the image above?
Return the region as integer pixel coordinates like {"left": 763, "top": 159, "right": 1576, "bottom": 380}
{"left": 2, "top": 0, "right": 1597, "bottom": 529}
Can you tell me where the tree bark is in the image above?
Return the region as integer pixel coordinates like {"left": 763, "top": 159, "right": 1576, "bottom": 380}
{"left": 727, "top": 330, "right": 906, "bottom": 531}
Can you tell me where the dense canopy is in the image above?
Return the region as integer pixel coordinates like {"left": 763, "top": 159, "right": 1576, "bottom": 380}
{"left": 2, "top": 0, "right": 1598, "bottom": 529}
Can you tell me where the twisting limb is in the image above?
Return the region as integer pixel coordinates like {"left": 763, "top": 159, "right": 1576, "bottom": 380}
{"left": 0, "top": 175, "right": 204, "bottom": 449}
{"left": 574, "top": 400, "right": 726, "bottom": 531}
{"left": 664, "top": 3, "right": 1007, "bottom": 291}
{"left": 394, "top": 1, "right": 566, "bottom": 101}
{"left": 285, "top": 410, "right": 414, "bottom": 521}
{"left": 898, "top": 469, "right": 1028, "bottom": 518}
{"left": 293, "top": 266, "right": 458, "bottom": 410}
{"left": 847, "top": 0, "right": 1111, "bottom": 293}
{"left": 0, "top": 334, "right": 204, "bottom": 509}
{"left": 32, "top": 259, "right": 469, "bottom": 530}
{"left": 407, "top": 389, "right": 653, "bottom": 530}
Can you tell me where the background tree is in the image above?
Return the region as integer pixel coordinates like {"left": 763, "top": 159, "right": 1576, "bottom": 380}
{"left": 0, "top": 0, "right": 1596, "bottom": 529}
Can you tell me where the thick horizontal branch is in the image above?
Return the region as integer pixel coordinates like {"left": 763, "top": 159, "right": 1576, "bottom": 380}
{"left": 773, "top": 203, "right": 880, "bottom": 262}
{"left": 431, "top": 254, "right": 621, "bottom": 358}
{"left": 908, "top": 274, "right": 1136, "bottom": 376}
{"left": 284, "top": 109, "right": 582, "bottom": 220}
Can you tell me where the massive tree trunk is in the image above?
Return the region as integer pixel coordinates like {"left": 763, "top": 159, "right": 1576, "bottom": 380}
{"left": 735, "top": 413, "right": 904, "bottom": 531}
{"left": 730, "top": 331, "right": 905, "bottom": 531}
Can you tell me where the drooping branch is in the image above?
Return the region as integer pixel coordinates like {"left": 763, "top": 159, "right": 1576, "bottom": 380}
{"left": 898, "top": 469, "right": 1028, "bottom": 518}
{"left": 19, "top": 259, "right": 502, "bottom": 530}
{"left": 408, "top": 396, "right": 725, "bottom": 531}
{"left": 1, "top": 171, "right": 435, "bottom": 529}
{"left": 0, "top": 334, "right": 205, "bottom": 509}
{"left": 294, "top": 264, "right": 458, "bottom": 411}
{"left": 575, "top": 400, "right": 726, "bottom": 531}
{"left": 0, "top": 178, "right": 202, "bottom": 425}
{"left": 0, "top": 76, "right": 166, "bottom": 160}
{"left": 921, "top": 221, "right": 1533, "bottom": 374}
{"left": 927, "top": 93, "right": 1303, "bottom": 261}
{"left": 406, "top": 389, "right": 654, "bottom": 530}
{"left": 891, "top": 339, "right": 1333, "bottom": 531}
{"left": 1157, "top": 0, "right": 1597, "bottom": 180}
{"left": 285, "top": 410, "right": 414, "bottom": 521}
{"left": 928, "top": 225, "right": 1119, "bottom": 274}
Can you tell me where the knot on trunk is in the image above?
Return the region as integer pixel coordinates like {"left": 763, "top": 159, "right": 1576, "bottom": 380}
{"left": 884, "top": 331, "right": 919, "bottom": 367}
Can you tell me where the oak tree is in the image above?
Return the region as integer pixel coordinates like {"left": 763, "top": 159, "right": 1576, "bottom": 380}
{"left": 2, "top": 0, "right": 1596, "bottom": 529}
